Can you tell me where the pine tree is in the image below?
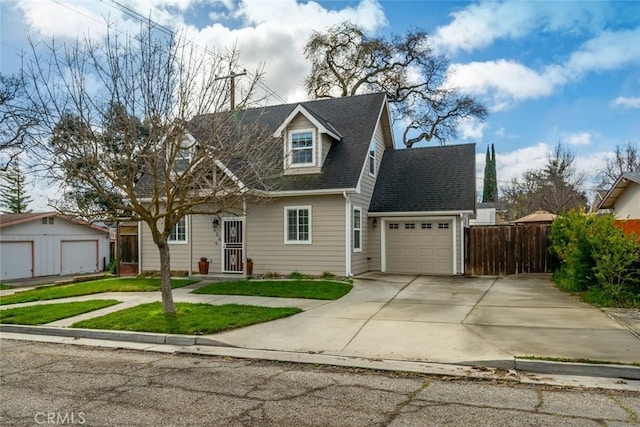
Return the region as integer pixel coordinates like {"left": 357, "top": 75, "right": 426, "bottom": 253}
{"left": 0, "top": 161, "right": 33, "bottom": 213}
{"left": 482, "top": 144, "right": 498, "bottom": 203}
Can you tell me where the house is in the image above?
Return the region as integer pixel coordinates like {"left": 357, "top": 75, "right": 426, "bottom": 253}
{"left": 138, "top": 93, "right": 476, "bottom": 277}
{"left": 597, "top": 172, "right": 640, "bottom": 219}
{"left": 470, "top": 202, "right": 508, "bottom": 225}
{"left": 0, "top": 212, "right": 110, "bottom": 281}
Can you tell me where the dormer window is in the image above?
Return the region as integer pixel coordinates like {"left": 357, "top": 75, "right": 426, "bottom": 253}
{"left": 175, "top": 146, "right": 192, "bottom": 173}
{"left": 368, "top": 141, "right": 376, "bottom": 176}
{"left": 287, "top": 129, "right": 315, "bottom": 168}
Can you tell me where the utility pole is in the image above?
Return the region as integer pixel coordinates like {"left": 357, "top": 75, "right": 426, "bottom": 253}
{"left": 214, "top": 70, "right": 247, "bottom": 110}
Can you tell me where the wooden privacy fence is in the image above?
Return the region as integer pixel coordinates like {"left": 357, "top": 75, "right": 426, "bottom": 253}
{"left": 465, "top": 224, "right": 553, "bottom": 275}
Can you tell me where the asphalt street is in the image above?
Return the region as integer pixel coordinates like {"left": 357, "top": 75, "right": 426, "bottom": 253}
{"left": 1, "top": 339, "right": 639, "bottom": 426}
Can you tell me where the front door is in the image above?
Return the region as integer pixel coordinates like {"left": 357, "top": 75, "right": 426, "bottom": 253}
{"left": 222, "top": 218, "right": 243, "bottom": 273}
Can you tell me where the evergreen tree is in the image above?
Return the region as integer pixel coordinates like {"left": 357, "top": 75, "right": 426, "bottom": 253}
{"left": 0, "top": 161, "right": 33, "bottom": 213}
{"left": 482, "top": 144, "right": 498, "bottom": 203}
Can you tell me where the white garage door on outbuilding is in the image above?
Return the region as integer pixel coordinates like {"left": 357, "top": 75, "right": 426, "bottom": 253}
{"left": 61, "top": 240, "right": 99, "bottom": 275}
{"left": 0, "top": 241, "right": 33, "bottom": 280}
{"left": 386, "top": 220, "right": 454, "bottom": 275}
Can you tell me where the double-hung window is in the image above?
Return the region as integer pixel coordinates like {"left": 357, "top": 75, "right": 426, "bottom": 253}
{"left": 168, "top": 216, "right": 188, "bottom": 244}
{"left": 285, "top": 206, "right": 311, "bottom": 243}
{"left": 289, "top": 131, "right": 314, "bottom": 166}
{"left": 353, "top": 207, "right": 362, "bottom": 252}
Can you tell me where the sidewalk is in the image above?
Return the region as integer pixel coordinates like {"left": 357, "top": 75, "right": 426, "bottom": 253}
{"left": 1, "top": 274, "right": 639, "bottom": 389}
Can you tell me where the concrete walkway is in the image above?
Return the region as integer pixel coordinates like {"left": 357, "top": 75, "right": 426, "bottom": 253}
{"left": 1, "top": 273, "right": 639, "bottom": 382}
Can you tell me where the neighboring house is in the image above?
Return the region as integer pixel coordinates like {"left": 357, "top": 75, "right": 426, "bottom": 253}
{"left": 138, "top": 93, "right": 476, "bottom": 277}
{"left": 0, "top": 212, "right": 110, "bottom": 281}
{"left": 470, "top": 202, "right": 508, "bottom": 225}
{"left": 597, "top": 172, "right": 640, "bottom": 219}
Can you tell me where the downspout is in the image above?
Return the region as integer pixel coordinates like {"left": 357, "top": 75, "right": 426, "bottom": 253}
{"left": 452, "top": 216, "right": 457, "bottom": 275}
{"left": 188, "top": 215, "right": 193, "bottom": 275}
{"left": 243, "top": 197, "right": 247, "bottom": 278}
{"left": 137, "top": 221, "right": 142, "bottom": 275}
{"left": 460, "top": 213, "right": 465, "bottom": 275}
{"left": 343, "top": 191, "right": 352, "bottom": 277}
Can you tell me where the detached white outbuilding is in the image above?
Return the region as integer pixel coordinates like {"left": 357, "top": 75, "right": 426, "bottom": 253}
{"left": 0, "top": 212, "right": 110, "bottom": 281}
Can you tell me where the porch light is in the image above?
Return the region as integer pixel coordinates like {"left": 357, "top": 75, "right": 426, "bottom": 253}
{"left": 212, "top": 218, "right": 220, "bottom": 228}
{"left": 372, "top": 218, "right": 378, "bottom": 228}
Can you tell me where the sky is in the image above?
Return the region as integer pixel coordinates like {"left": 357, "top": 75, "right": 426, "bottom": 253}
{"left": 1, "top": 0, "right": 639, "bottom": 210}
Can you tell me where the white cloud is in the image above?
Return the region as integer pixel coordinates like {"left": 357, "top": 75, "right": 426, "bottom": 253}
{"left": 446, "top": 60, "right": 554, "bottom": 110}
{"left": 457, "top": 116, "right": 486, "bottom": 140}
{"left": 446, "top": 26, "right": 640, "bottom": 110}
{"left": 432, "top": 1, "right": 608, "bottom": 54}
{"left": 612, "top": 96, "right": 640, "bottom": 109}
{"left": 565, "top": 132, "right": 592, "bottom": 146}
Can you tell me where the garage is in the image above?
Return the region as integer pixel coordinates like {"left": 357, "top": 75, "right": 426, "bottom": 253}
{"left": 61, "top": 240, "right": 99, "bottom": 275}
{"left": 0, "top": 241, "right": 33, "bottom": 280}
{"left": 386, "top": 220, "right": 453, "bottom": 275}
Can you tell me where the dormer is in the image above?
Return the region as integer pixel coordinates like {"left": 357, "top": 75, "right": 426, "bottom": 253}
{"left": 274, "top": 104, "right": 342, "bottom": 175}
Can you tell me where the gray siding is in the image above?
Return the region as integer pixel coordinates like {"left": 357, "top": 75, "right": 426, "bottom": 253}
{"left": 141, "top": 215, "right": 222, "bottom": 274}
{"left": 351, "top": 120, "right": 387, "bottom": 275}
{"left": 246, "top": 195, "right": 346, "bottom": 276}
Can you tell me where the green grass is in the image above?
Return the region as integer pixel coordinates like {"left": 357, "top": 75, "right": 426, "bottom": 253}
{"left": 0, "top": 300, "right": 120, "bottom": 325}
{"left": 72, "top": 302, "right": 302, "bottom": 335}
{"left": 0, "top": 278, "right": 198, "bottom": 306}
{"left": 0, "top": 284, "right": 13, "bottom": 290}
{"left": 192, "top": 280, "right": 352, "bottom": 300}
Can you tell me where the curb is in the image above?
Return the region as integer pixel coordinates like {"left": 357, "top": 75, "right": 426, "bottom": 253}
{"left": 2, "top": 324, "right": 639, "bottom": 383}
{"left": 0, "top": 324, "right": 235, "bottom": 348}
{"left": 515, "top": 358, "right": 640, "bottom": 380}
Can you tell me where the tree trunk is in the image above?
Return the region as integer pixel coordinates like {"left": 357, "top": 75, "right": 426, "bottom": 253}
{"left": 157, "top": 241, "right": 176, "bottom": 314}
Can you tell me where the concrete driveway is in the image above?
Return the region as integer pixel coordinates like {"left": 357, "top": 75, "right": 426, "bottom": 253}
{"left": 213, "top": 273, "right": 640, "bottom": 366}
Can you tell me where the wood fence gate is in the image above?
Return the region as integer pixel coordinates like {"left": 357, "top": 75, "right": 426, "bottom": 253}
{"left": 465, "top": 224, "right": 554, "bottom": 275}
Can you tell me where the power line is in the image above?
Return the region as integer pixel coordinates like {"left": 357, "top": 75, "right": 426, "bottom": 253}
{"left": 101, "top": 0, "right": 287, "bottom": 104}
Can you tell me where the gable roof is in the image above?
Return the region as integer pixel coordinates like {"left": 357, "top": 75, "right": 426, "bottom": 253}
{"left": 369, "top": 144, "right": 476, "bottom": 213}
{"left": 273, "top": 104, "right": 342, "bottom": 141}
{"left": 0, "top": 212, "right": 109, "bottom": 233}
{"left": 188, "top": 92, "right": 389, "bottom": 193}
{"left": 597, "top": 171, "right": 640, "bottom": 210}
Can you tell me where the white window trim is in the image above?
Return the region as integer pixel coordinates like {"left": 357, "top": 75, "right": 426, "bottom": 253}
{"left": 284, "top": 205, "right": 312, "bottom": 244}
{"left": 353, "top": 206, "right": 362, "bottom": 253}
{"left": 285, "top": 129, "right": 316, "bottom": 169}
{"left": 368, "top": 141, "right": 376, "bottom": 177}
{"left": 168, "top": 216, "right": 188, "bottom": 245}
{"left": 170, "top": 133, "right": 198, "bottom": 175}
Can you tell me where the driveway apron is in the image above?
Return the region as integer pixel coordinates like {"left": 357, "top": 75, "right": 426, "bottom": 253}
{"left": 212, "top": 273, "right": 640, "bottom": 366}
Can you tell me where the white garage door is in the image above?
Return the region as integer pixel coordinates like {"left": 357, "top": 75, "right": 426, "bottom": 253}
{"left": 0, "top": 241, "right": 33, "bottom": 280}
{"left": 61, "top": 241, "right": 98, "bottom": 275}
{"left": 386, "top": 220, "right": 453, "bottom": 275}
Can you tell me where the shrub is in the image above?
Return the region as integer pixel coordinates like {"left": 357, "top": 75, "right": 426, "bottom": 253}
{"left": 288, "top": 271, "right": 303, "bottom": 280}
{"left": 549, "top": 210, "right": 640, "bottom": 306}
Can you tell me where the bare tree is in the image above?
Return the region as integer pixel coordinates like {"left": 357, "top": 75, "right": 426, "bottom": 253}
{"left": 502, "top": 143, "right": 588, "bottom": 220}
{"left": 0, "top": 72, "right": 38, "bottom": 171}
{"left": 598, "top": 142, "right": 639, "bottom": 188}
{"left": 304, "top": 21, "right": 487, "bottom": 147}
{"left": 23, "top": 23, "right": 281, "bottom": 314}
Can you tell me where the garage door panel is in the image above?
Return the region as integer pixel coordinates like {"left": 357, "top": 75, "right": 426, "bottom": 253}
{"left": 0, "top": 241, "right": 33, "bottom": 280}
{"left": 61, "top": 241, "right": 98, "bottom": 275}
{"left": 386, "top": 221, "right": 453, "bottom": 275}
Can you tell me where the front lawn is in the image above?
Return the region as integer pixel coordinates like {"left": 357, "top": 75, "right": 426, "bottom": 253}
{"left": 72, "top": 302, "right": 302, "bottom": 335}
{"left": 192, "top": 280, "right": 352, "bottom": 300}
{"left": 0, "top": 300, "right": 120, "bottom": 325}
{"left": 0, "top": 284, "right": 13, "bottom": 290}
{"left": 0, "top": 278, "right": 198, "bottom": 306}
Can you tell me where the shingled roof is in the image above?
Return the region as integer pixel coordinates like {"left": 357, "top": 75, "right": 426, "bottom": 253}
{"left": 369, "top": 144, "right": 476, "bottom": 213}
{"left": 188, "top": 92, "right": 388, "bottom": 192}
